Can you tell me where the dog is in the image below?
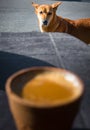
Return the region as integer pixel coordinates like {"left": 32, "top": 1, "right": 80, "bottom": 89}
{"left": 32, "top": 2, "right": 90, "bottom": 44}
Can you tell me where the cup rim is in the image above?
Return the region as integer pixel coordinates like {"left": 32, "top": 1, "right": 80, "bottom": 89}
{"left": 5, "top": 66, "right": 84, "bottom": 108}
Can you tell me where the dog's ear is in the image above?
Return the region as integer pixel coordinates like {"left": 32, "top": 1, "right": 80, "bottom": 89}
{"left": 32, "top": 2, "right": 39, "bottom": 9}
{"left": 51, "top": 2, "right": 62, "bottom": 11}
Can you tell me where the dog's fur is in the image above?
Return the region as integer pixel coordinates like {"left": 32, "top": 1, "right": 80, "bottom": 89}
{"left": 32, "top": 2, "right": 90, "bottom": 44}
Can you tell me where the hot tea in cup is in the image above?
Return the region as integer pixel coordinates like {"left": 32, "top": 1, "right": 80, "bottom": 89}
{"left": 22, "top": 71, "right": 83, "bottom": 107}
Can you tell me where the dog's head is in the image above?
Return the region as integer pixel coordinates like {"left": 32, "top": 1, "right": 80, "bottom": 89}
{"left": 32, "top": 2, "right": 62, "bottom": 27}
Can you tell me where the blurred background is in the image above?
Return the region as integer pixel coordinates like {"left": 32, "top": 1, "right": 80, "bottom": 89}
{"left": 0, "top": 0, "right": 90, "bottom": 32}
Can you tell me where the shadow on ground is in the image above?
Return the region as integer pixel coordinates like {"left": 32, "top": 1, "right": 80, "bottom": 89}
{"left": 0, "top": 51, "right": 54, "bottom": 90}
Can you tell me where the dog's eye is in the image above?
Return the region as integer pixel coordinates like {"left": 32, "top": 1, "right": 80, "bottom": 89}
{"left": 47, "top": 12, "right": 52, "bottom": 15}
{"left": 40, "top": 11, "right": 43, "bottom": 14}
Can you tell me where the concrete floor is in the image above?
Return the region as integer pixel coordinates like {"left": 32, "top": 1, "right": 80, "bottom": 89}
{"left": 0, "top": 0, "right": 90, "bottom": 32}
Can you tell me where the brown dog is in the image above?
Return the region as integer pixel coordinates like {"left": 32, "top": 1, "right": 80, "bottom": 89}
{"left": 32, "top": 2, "right": 90, "bottom": 44}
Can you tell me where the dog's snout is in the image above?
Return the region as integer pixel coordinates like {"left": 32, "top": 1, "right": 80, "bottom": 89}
{"left": 43, "top": 20, "right": 48, "bottom": 25}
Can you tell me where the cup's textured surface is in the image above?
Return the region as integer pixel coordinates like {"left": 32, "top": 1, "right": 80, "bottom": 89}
{"left": 6, "top": 67, "right": 84, "bottom": 130}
